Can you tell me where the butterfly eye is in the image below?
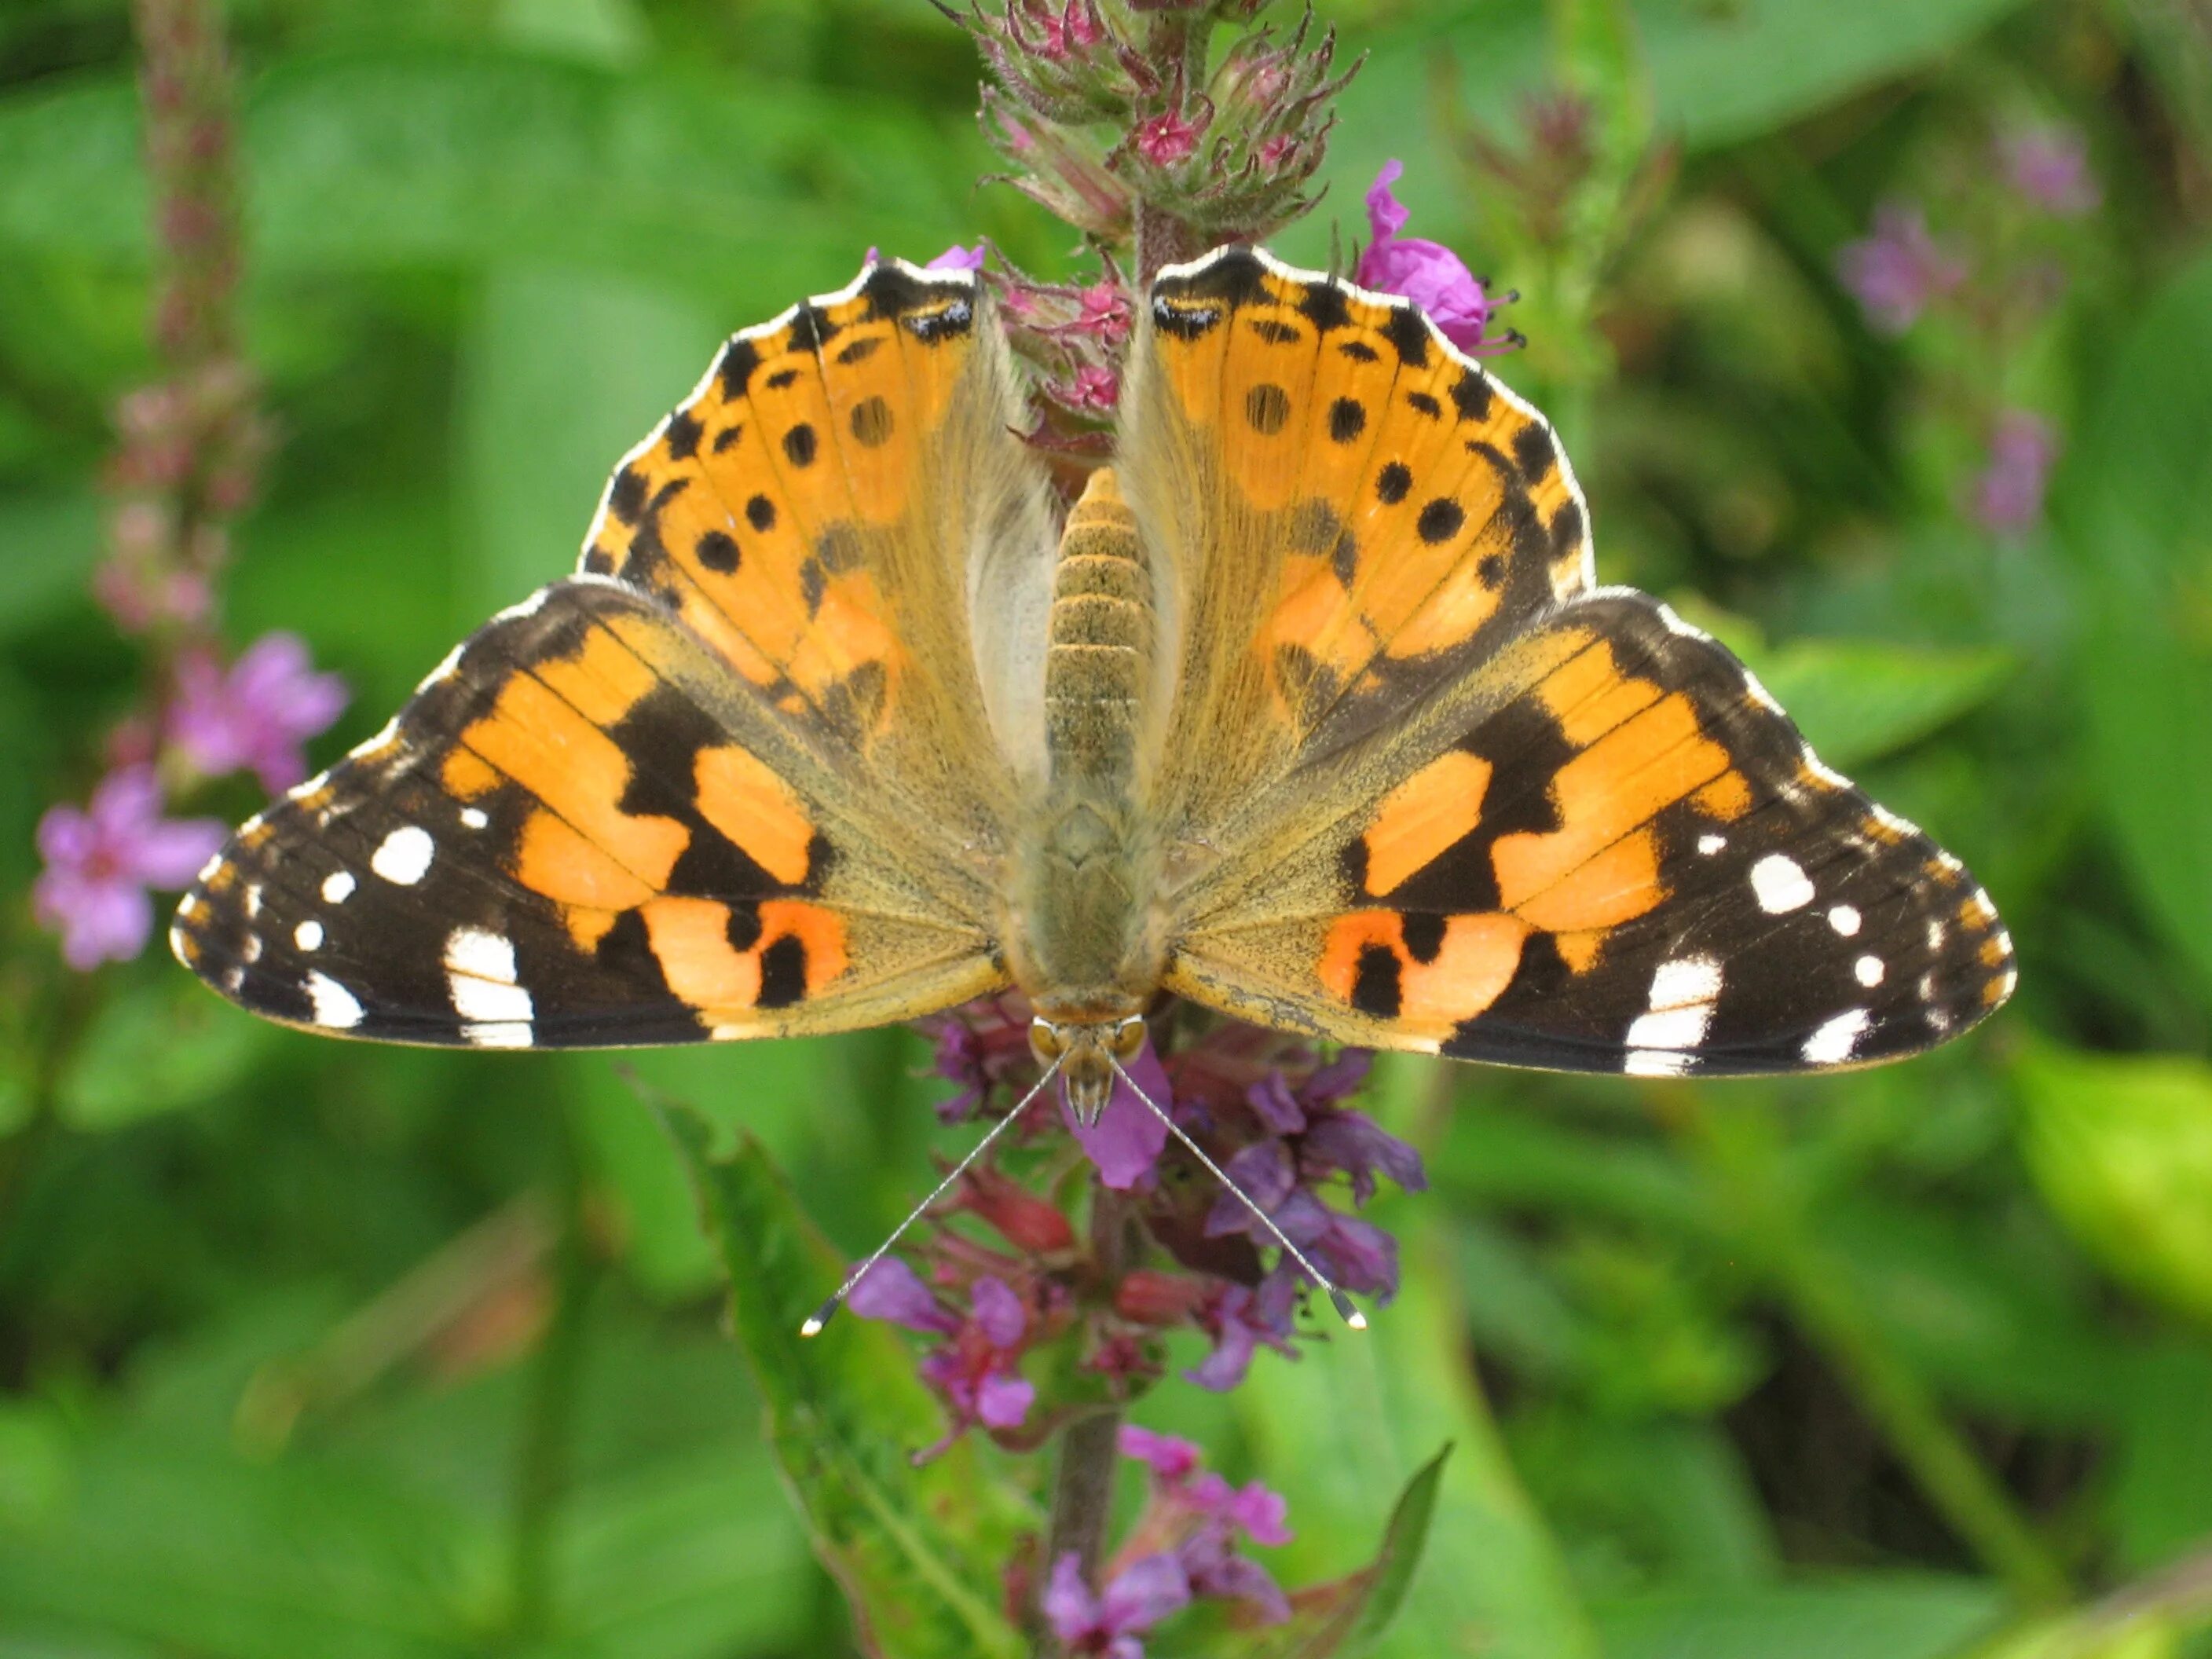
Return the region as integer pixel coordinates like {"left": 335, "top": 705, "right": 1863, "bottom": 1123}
{"left": 1108, "top": 1016, "right": 1147, "bottom": 1060}
{"left": 1029, "top": 1019, "right": 1069, "bottom": 1065}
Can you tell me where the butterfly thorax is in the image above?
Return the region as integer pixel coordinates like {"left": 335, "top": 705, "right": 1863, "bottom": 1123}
{"left": 1005, "top": 467, "right": 1170, "bottom": 1115}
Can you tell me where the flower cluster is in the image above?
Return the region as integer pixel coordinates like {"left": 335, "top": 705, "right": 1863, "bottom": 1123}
{"left": 1039, "top": 1426, "right": 1296, "bottom": 1654}
{"left": 857, "top": 994, "right": 1425, "bottom": 1445}
{"left": 32, "top": 0, "right": 348, "bottom": 972}
{"left": 962, "top": 0, "right": 1357, "bottom": 259}
{"left": 1834, "top": 119, "right": 2098, "bottom": 537}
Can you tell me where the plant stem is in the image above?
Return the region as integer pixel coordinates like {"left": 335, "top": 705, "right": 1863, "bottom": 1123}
{"left": 1674, "top": 1093, "right": 2071, "bottom": 1610}
{"left": 1031, "top": 1182, "right": 1137, "bottom": 1653}
{"left": 505, "top": 1107, "right": 597, "bottom": 1644}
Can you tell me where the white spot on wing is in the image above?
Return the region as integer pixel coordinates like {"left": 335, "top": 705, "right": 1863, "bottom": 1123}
{"left": 323, "top": 870, "right": 356, "bottom": 903}
{"left": 1750, "top": 853, "right": 1814, "bottom": 914}
{"left": 1697, "top": 833, "right": 1726, "bottom": 855}
{"left": 1802, "top": 1008, "right": 1870, "bottom": 1065}
{"left": 445, "top": 927, "right": 533, "bottom": 1026}
{"left": 1828, "top": 905, "right": 1861, "bottom": 936}
{"left": 295, "top": 920, "right": 324, "bottom": 951}
{"left": 371, "top": 826, "right": 434, "bottom": 885}
{"left": 1624, "top": 954, "right": 1723, "bottom": 1064}
{"left": 1624, "top": 1050, "right": 1693, "bottom": 1077}
{"left": 305, "top": 971, "right": 363, "bottom": 1029}
{"left": 196, "top": 850, "right": 226, "bottom": 884}
{"left": 241, "top": 934, "right": 262, "bottom": 964}
{"left": 1855, "top": 954, "right": 1884, "bottom": 987}
{"left": 460, "top": 808, "right": 489, "bottom": 830}
{"left": 417, "top": 640, "right": 467, "bottom": 691}
{"left": 463, "top": 1021, "right": 534, "bottom": 1049}
{"left": 245, "top": 884, "right": 263, "bottom": 918}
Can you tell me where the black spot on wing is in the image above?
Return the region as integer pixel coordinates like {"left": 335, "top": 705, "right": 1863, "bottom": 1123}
{"left": 1350, "top": 943, "right": 1403, "bottom": 1018}
{"left": 663, "top": 409, "right": 703, "bottom": 461}
{"left": 1298, "top": 280, "right": 1353, "bottom": 333}
{"left": 756, "top": 933, "right": 809, "bottom": 1009}
{"left": 1381, "top": 306, "right": 1431, "bottom": 369}
{"left": 717, "top": 339, "right": 761, "bottom": 398}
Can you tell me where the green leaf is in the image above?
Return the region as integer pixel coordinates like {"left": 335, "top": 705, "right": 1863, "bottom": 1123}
{"left": 1220, "top": 1447, "right": 1452, "bottom": 1659}
{"left": 2013, "top": 1042, "right": 2212, "bottom": 1330}
{"left": 661, "top": 1111, "right": 1026, "bottom": 1659}
{"left": 2108, "top": 1343, "right": 2212, "bottom": 1576}
{"left": 1236, "top": 1199, "right": 1599, "bottom": 1659}
{"left": 1748, "top": 641, "right": 2015, "bottom": 771}
{"left": 57, "top": 981, "right": 280, "bottom": 1132}
{"left": 0, "top": 493, "right": 101, "bottom": 640}
{"left": 2057, "top": 251, "right": 2212, "bottom": 999}
{"left": 1594, "top": 1576, "right": 2005, "bottom": 1659}
{"left": 0, "top": 49, "right": 972, "bottom": 302}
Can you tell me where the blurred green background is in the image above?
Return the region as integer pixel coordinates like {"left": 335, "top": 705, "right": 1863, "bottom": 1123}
{"left": 5, "top": 0, "right": 2212, "bottom": 1654}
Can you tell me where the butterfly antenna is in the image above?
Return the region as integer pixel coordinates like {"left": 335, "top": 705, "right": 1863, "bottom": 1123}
{"left": 1107, "top": 1056, "right": 1368, "bottom": 1331}
{"left": 800, "top": 1054, "right": 1067, "bottom": 1338}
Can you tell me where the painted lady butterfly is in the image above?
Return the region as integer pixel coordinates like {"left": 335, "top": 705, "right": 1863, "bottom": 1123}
{"left": 170, "top": 247, "right": 2014, "bottom": 1117}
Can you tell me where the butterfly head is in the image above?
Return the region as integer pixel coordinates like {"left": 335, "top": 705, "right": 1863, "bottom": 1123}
{"left": 1029, "top": 1013, "right": 1148, "bottom": 1125}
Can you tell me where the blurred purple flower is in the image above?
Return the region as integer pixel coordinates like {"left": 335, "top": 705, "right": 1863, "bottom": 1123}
{"left": 848, "top": 1257, "right": 958, "bottom": 1333}
{"left": 1301, "top": 1108, "right": 1426, "bottom": 1205}
{"left": 1045, "top": 1551, "right": 1190, "bottom": 1657}
{"left": 33, "top": 767, "right": 223, "bottom": 971}
{"left": 168, "top": 632, "right": 346, "bottom": 793}
{"left": 1187, "top": 1270, "right": 1298, "bottom": 1391}
{"left": 1177, "top": 1528, "right": 1291, "bottom": 1624}
{"left": 1356, "top": 160, "right": 1502, "bottom": 355}
{"left": 1119, "top": 1424, "right": 1203, "bottom": 1482}
{"left": 2000, "top": 125, "right": 2099, "bottom": 218}
{"left": 1837, "top": 201, "right": 1966, "bottom": 335}
{"left": 1064, "top": 1042, "right": 1175, "bottom": 1190}
{"left": 928, "top": 242, "right": 989, "bottom": 272}
{"left": 1972, "top": 409, "right": 2060, "bottom": 535}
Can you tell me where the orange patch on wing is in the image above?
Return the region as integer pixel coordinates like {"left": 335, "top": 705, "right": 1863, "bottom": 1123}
{"left": 693, "top": 745, "right": 815, "bottom": 886}
{"left": 1403, "top": 914, "right": 1530, "bottom": 1027}
{"left": 1555, "top": 929, "right": 1605, "bottom": 973}
{"left": 460, "top": 675, "right": 688, "bottom": 890}
{"left": 759, "top": 898, "right": 851, "bottom": 992}
{"left": 641, "top": 897, "right": 760, "bottom": 1010}
{"left": 1692, "top": 771, "right": 1752, "bottom": 821}
{"left": 532, "top": 626, "right": 658, "bottom": 727}
{"left": 1318, "top": 909, "right": 1529, "bottom": 1037}
{"left": 513, "top": 809, "right": 657, "bottom": 910}
{"left": 441, "top": 747, "right": 500, "bottom": 801}
{"left": 1511, "top": 829, "right": 1661, "bottom": 933}
{"left": 563, "top": 906, "right": 618, "bottom": 953}
{"left": 1363, "top": 749, "right": 1493, "bottom": 895}
{"left": 1492, "top": 694, "right": 1730, "bottom": 920}
{"left": 1540, "top": 639, "right": 1663, "bottom": 745}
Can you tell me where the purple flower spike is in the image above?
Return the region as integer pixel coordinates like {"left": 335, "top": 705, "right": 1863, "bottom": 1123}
{"left": 1064, "top": 1041, "right": 1174, "bottom": 1189}
{"left": 1837, "top": 201, "right": 1966, "bottom": 335}
{"left": 168, "top": 632, "right": 347, "bottom": 793}
{"left": 848, "top": 1257, "right": 960, "bottom": 1334}
{"left": 1186, "top": 1272, "right": 1298, "bottom": 1392}
{"left": 1999, "top": 124, "right": 2098, "bottom": 218}
{"left": 1046, "top": 1551, "right": 1191, "bottom": 1657}
{"left": 1356, "top": 160, "right": 1500, "bottom": 354}
{"left": 927, "top": 242, "right": 989, "bottom": 271}
{"left": 34, "top": 767, "right": 224, "bottom": 971}
{"left": 1972, "top": 409, "right": 2060, "bottom": 536}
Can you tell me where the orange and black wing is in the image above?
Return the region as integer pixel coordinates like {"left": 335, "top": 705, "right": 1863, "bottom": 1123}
{"left": 170, "top": 578, "right": 1007, "bottom": 1046}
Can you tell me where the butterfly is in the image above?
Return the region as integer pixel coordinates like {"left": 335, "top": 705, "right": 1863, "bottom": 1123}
{"left": 170, "top": 245, "right": 2014, "bottom": 1119}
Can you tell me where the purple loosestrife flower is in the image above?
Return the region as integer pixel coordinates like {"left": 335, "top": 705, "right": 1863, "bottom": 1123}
{"left": 1046, "top": 1551, "right": 1191, "bottom": 1658}
{"left": 168, "top": 632, "right": 347, "bottom": 793}
{"left": 850, "top": 1262, "right": 1037, "bottom": 1455}
{"left": 1837, "top": 201, "right": 1966, "bottom": 335}
{"left": 1188, "top": 1269, "right": 1299, "bottom": 1391}
{"left": 1357, "top": 160, "right": 1504, "bottom": 355}
{"left": 1116, "top": 1425, "right": 1294, "bottom": 1624}
{"left": 1972, "top": 409, "right": 2060, "bottom": 536}
{"left": 34, "top": 767, "right": 224, "bottom": 970}
{"left": 2000, "top": 124, "right": 2098, "bottom": 218}
{"left": 1063, "top": 1041, "right": 1175, "bottom": 1189}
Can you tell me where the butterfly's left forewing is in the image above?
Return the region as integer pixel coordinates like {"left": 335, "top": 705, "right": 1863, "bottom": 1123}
{"left": 171, "top": 578, "right": 1009, "bottom": 1046}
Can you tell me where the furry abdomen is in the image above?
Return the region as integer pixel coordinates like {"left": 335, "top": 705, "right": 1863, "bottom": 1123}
{"left": 1006, "top": 469, "right": 1167, "bottom": 1016}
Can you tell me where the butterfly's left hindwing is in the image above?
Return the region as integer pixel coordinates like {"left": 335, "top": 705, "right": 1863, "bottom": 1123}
{"left": 171, "top": 579, "right": 1007, "bottom": 1048}
{"left": 1166, "top": 590, "right": 2014, "bottom": 1076}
